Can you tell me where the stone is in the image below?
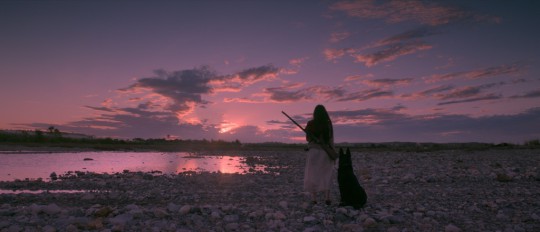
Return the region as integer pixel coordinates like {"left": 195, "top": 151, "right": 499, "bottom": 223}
{"left": 81, "top": 193, "right": 95, "bottom": 200}
{"left": 225, "top": 222, "right": 239, "bottom": 231}
{"left": 42, "top": 225, "right": 56, "bottom": 232}
{"left": 153, "top": 208, "right": 168, "bottom": 218}
{"left": 94, "top": 206, "right": 113, "bottom": 217}
{"left": 65, "top": 224, "right": 78, "bottom": 232}
{"left": 211, "top": 211, "right": 221, "bottom": 219}
{"left": 43, "top": 203, "right": 62, "bottom": 215}
{"left": 342, "top": 223, "right": 363, "bottom": 231}
{"left": 363, "top": 217, "right": 376, "bottom": 227}
{"left": 179, "top": 205, "right": 191, "bottom": 215}
{"left": 303, "top": 216, "right": 316, "bottom": 223}
{"left": 224, "top": 214, "right": 239, "bottom": 222}
{"left": 167, "top": 203, "right": 179, "bottom": 212}
{"left": 279, "top": 200, "right": 288, "bottom": 210}
{"left": 109, "top": 213, "right": 133, "bottom": 227}
{"left": 445, "top": 224, "right": 461, "bottom": 232}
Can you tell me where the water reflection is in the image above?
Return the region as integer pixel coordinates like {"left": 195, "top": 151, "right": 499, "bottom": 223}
{"left": 0, "top": 152, "right": 264, "bottom": 182}
{"left": 0, "top": 189, "right": 91, "bottom": 194}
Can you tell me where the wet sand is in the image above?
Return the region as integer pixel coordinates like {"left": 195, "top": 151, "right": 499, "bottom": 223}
{"left": 1, "top": 148, "right": 539, "bottom": 231}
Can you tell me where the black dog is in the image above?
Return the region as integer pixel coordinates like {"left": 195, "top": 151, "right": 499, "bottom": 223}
{"left": 338, "top": 147, "right": 367, "bottom": 209}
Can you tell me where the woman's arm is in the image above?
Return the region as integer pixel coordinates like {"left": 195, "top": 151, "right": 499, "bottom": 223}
{"left": 305, "top": 120, "right": 313, "bottom": 142}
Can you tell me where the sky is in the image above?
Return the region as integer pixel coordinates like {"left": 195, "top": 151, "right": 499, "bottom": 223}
{"left": 1, "top": 0, "right": 539, "bottom": 143}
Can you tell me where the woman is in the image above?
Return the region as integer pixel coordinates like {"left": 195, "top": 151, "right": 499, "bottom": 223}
{"left": 304, "top": 104, "right": 335, "bottom": 205}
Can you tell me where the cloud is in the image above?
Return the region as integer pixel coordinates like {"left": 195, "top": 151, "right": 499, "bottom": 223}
{"left": 401, "top": 82, "right": 505, "bottom": 103}
{"left": 436, "top": 86, "right": 478, "bottom": 100}
{"left": 282, "top": 57, "right": 310, "bottom": 75}
{"left": 84, "top": 106, "right": 116, "bottom": 112}
{"left": 323, "top": 48, "right": 356, "bottom": 62}
{"left": 330, "top": 31, "right": 351, "bottom": 43}
{"left": 22, "top": 103, "right": 221, "bottom": 140}
{"left": 353, "top": 41, "right": 432, "bottom": 67}
{"left": 510, "top": 90, "right": 540, "bottom": 99}
{"left": 361, "top": 78, "right": 414, "bottom": 87}
{"left": 344, "top": 73, "right": 374, "bottom": 81}
{"left": 118, "top": 67, "right": 215, "bottom": 118}
{"left": 211, "top": 65, "right": 280, "bottom": 92}
{"left": 324, "top": 27, "right": 438, "bottom": 67}
{"left": 338, "top": 88, "right": 394, "bottom": 102}
{"left": 437, "top": 94, "right": 502, "bottom": 106}
{"left": 329, "top": 107, "right": 540, "bottom": 143}
{"left": 289, "top": 57, "right": 309, "bottom": 66}
{"left": 331, "top": 107, "right": 407, "bottom": 125}
{"left": 117, "top": 65, "right": 280, "bottom": 120}
{"left": 419, "top": 85, "right": 455, "bottom": 96}
{"left": 265, "top": 85, "right": 346, "bottom": 102}
{"left": 223, "top": 97, "right": 262, "bottom": 103}
{"left": 27, "top": 64, "right": 281, "bottom": 140}
{"left": 374, "top": 26, "right": 440, "bottom": 47}
{"left": 425, "top": 63, "right": 523, "bottom": 83}
{"left": 330, "top": 0, "right": 499, "bottom": 26}
{"left": 434, "top": 82, "right": 504, "bottom": 100}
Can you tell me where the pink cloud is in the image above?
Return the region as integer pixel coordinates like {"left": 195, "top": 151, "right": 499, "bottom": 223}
{"left": 437, "top": 94, "right": 502, "bottom": 105}
{"left": 338, "top": 88, "right": 394, "bottom": 102}
{"left": 510, "top": 90, "right": 540, "bottom": 99}
{"left": 323, "top": 48, "right": 356, "bottom": 62}
{"left": 425, "top": 63, "right": 523, "bottom": 83}
{"left": 329, "top": 31, "right": 351, "bottom": 43}
{"left": 264, "top": 85, "right": 346, "bottom": 102}
{"left": 353, "top": 42, "right": 432, "bottom": 67}
{"left": 361, "top": 78, "right": 414, "bottom": 87}
{"left": 344, "top": 73, "right": 374, "bottom": 81}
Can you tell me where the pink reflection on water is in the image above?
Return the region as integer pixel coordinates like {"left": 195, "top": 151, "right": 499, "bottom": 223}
{"left": 0, "top": 152, "right": 258, "bottom": 181}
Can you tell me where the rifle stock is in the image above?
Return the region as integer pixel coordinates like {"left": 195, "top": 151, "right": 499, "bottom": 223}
{"left": 281, "top": 111, "right": 338, "bottom": 160}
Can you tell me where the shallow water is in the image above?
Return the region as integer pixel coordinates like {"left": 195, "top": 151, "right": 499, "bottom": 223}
{"left": 0, "top": 151, "right": 262, "bottom": 182}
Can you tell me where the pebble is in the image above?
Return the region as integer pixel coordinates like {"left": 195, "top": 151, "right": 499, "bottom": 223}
{"left": 303, "top": 216, "right": 316, "bottom": 223}
{"left": 153, "top": 208, "right": 168, "bottom": 218}
{"left": 363, "top": 217, "right": 376, "bottom": 227}
{"left": 445, "top": 223, "right": 461, "bottom": 232}
{"left": 179, "top": 205, "right": 191, "bottom": 215}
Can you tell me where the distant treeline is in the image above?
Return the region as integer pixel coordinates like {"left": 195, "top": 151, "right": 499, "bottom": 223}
{"left": 1, "top": 129, "right": 539, "bottom": 152}
{"left": 0, "top": 129, "right": 243, "bottom": 151}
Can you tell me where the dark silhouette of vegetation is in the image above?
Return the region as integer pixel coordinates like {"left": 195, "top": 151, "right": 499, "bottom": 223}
{"left": 0, "top": 129, "right": 245, "bottom": 151}
{"left": 0, "top": 129, "right": 539, "bottom": 152}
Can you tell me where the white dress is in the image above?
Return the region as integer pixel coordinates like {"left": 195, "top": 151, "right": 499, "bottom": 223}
{"left": 304, "top": 143, "right": 335, "bottom": 192}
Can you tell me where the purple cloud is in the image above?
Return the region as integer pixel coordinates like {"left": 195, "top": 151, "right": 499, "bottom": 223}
{"left": 117, "top": 65, "right": 279, "bottom": 119}
{"left": 338, "top": 88, "right": 394, "bottom": 102}
{"left": 353, "top": 41, "right": 432, "bottom": 67}
{"left": 362, "top": 78, "right": 414, "bottom": 87}
{"left": 425, "top": 63, "right": 523, "bottom": 83}
{"left": 374, "top": 26, "right": 440, "bottom": 47}
{"left": 265, "top": 85, "right": 346, "bottom": 102}
{"left": 510, "top": 90, "right": 540, "bottom": 99}
{"left": 437, "top": 94, "right": 502, "bottom": 106}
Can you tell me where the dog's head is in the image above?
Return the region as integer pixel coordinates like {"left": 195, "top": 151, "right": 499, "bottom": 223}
{"left": 339, "top": 147, "right": 352, "bottom": 167}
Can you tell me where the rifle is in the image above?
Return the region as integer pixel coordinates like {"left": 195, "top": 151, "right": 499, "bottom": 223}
{"left": 281, "top": 111, "right": 338, "bottom": 160}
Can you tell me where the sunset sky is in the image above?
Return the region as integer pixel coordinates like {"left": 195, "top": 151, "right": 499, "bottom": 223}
{"left": 1, "top": 0, "right": 539, "bottom": 143}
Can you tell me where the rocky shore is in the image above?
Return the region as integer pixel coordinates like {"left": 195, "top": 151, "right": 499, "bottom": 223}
{"left": 1, "top": 148, "right": 539, "bottom": 232}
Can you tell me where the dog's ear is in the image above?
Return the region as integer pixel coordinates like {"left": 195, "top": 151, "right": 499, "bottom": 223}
{"left": 346, "top": 147, "right": 351, "bottom": 156}
{"left": 339, "top": 147, "right": 344, "bottom": 155}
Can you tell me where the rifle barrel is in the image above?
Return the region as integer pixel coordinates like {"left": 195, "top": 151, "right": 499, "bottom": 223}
{"left": 282, "top": 111, "right": 320, "bottom": 143}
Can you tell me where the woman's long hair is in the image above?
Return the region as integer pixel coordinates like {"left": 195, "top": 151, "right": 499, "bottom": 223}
{"left": 313, "top": 105, "right": 333, "bottom": 144}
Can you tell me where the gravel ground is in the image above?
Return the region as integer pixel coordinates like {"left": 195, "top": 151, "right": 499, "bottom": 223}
{"left": 1, "top": 148, "right": 539, "bottom": 232}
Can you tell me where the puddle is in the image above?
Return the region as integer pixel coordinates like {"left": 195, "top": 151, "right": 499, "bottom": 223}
{"left": 0, "top": 152, "right": 268, "bottom": 182}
